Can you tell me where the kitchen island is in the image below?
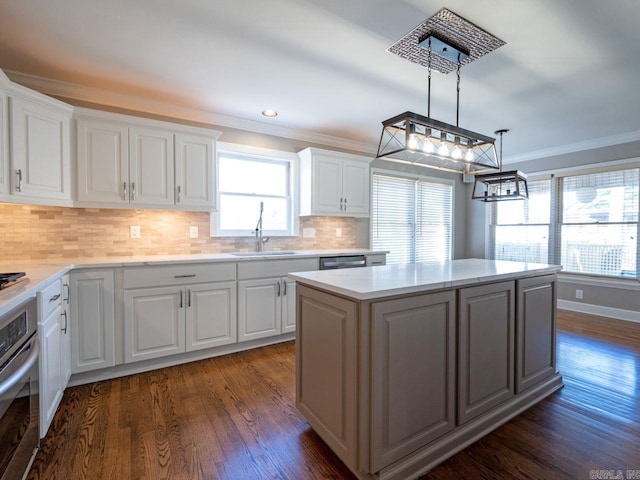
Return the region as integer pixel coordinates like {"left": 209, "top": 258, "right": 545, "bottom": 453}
{"left": 289, "top": 259, "right": 563, "bottom": 480}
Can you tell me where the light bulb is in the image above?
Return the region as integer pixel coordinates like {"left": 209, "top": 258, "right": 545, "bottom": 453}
{"left": 422, "top": 138, "right": 435, "bottom": 153}
{"left": 438, "top": 143, "right": 449, "bottom": 156}
{"left": 465, "top": 149, "right": 474, "bottom": 161}
{"left": 408, "top": 133, "right": 421, "bottom": 150}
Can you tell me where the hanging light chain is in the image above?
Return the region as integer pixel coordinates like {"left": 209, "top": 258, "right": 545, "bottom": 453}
{"left": 427, "top": 39, "right": 432, "bottom": 118}
{"left": 456, "top": 53, "right": 461, "bottom": 127}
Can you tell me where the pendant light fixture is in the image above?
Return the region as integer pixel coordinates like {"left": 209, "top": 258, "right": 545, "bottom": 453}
{"left": 376, "top": 8, "right": 505, "bottom": 175}
{"left": 472, "top": 129, "right": 529, "bottom": 201}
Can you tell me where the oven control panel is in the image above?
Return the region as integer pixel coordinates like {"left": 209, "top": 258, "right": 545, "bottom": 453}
{"left": 0, "top": 312, "right": 27, "bottom": 360}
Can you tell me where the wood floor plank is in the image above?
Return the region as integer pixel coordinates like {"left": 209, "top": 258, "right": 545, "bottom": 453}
{"left": 28, "top": 310, "right": 640, "bottom": 479}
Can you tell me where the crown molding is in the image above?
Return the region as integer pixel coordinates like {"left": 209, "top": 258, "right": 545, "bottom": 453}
{"left": 505, "top": 130, "right": 640, "bottom": 164}
{"left": 4, "top": 70, "right": 376, "bottom": 155}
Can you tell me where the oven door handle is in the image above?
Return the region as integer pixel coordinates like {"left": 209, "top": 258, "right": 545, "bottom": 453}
{"left": 0, "top": 338, "right": 40, "bottom": 397}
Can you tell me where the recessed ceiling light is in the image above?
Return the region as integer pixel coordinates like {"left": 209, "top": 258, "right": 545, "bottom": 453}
{"left": 262, "top": 109, "right": 278, "bottom": 117}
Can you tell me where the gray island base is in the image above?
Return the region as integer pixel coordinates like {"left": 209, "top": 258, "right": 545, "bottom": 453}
{"left": 289, "top": 259, "right": 564, "bottom": 480}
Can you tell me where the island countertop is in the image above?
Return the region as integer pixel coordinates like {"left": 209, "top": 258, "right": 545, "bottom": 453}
{"left": 289, "top": 258, "right": 561, "bottom": 300}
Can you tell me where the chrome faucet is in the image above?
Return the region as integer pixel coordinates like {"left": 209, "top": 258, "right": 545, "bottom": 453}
{"left": 255, "top": 201, "right": 269, "bottom": 252}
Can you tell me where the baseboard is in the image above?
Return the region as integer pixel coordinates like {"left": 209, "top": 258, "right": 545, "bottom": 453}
{"left": 558, "top": 299, "right": 640, "bottom": 323}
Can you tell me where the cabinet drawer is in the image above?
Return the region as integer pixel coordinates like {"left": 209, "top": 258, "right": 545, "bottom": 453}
{"left": 237, "top": 258, "right": 318, "bottom": 280}
{"left": 39, "top": 279, "right": 63, "bottom": 320}
{"left": 124, "top": 262, "right": 236, "bottom": 289}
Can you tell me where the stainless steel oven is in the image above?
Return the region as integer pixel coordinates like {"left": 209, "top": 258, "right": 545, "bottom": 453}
{"left": 0, "top": 299, "right": 39, "bottom": 480}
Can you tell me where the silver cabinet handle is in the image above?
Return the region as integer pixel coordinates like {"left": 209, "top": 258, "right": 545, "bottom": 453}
{"left": 50, "top": 293, "right": 61, "bottom": 302}
{"left": 276, "top": 281, "right": 281, "bottom": 297}
{"left": 16, "top": 169, "right": 23, "bottom": 192}
{"left": 61, "top": 311, "right": 68, "bottom": 334}
{"left": 339, "top": 198, "right": 343, "bottom": 210}
{"left": 177, "top": 185, "right": 182, "bottom": 203}
{"left": 187, "top": 288, "right": 191, "bottom": 307}
{"left": 123, "top": 182, "right": 127, "bottom": 200}
{"left": 283, "top": 280, "right": 287, "bottom": 296}
{"left": 63, "top": 283, "right": 70, "bottom": 304}
{"left": 179, "top": 289, "right": 183, "bottom": 308}
{"left": 344, "top": 198, "right": 347, "bottom": 211}
{"left": 174, "top": 274, "right": 196, "bottom": 278}
{"left": 131, "top": 182, "right": 136, "bottom": 201}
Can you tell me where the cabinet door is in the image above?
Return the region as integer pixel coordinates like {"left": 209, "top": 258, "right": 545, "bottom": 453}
{"left": 186, "top": 282, "right": 237, "bottom": 352}
{"left": 124, "top": 286, "right": 185, "bottom": 363}
{"left": 312, "top": 155, "right": 342, "bottom": 214}
{"left": 516, "top": 275, "right": 557, "bottom": 393}
{"left": 295, "top": 285, "right": 358, "bottom": 470}
{"left": 458, "top": 281, "right": 515, "bottom": 424}
{"left": 238, "top": 278, "right": 281, "bottom": 342}
{"left": 129, "top": 127, "right": 174, "bottom": 206}
{"left": 77, "top": 119, "right": 129, "bottom": 203}
{"left": 60, "top": 274, "right": 71, "bottom": 387}
{"left": 175, "top": 133, "right": 214, "bottom": 208}
{"left": 70, "top": 270, "right": 116, "bottom": 373}
{"left": 370, "top": 291, "right": 456, "bottom": 471}
{"left": 342, "top": 159, "right": 369, "bottom": 215}
{"left": 9, "top": 96, "right": 71, "bottom": 200}
{"left": 281, "top": 277, "right": 297, "bottom": 333}
{"left": 39, "top": 307, "right": 64, "bottom": 438}
{"left": 0, "top": 91, "right": 6, "bottom": 194}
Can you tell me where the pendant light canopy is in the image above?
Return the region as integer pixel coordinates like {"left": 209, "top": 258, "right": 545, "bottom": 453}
{"left": 472, "top": 129, "right": 529, "bottom": 201}
{"left": 376, "top": 9, "right": 505, "bottom": 175}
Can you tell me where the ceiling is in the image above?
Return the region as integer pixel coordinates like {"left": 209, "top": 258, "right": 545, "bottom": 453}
{"left": 1, "top": 0, "right": 639, "bottom": 163}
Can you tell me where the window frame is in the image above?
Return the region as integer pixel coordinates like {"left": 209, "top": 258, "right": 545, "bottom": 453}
{"left": 210, "top": 142, "right": 299, "bottom": 237}
{"left": 490, "top": 161, "right": 640, "bottom": 281}
{"left": 370, "top": 167, "right": 455, "bottom": 265}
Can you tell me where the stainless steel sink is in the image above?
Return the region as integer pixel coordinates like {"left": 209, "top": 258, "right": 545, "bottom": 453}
{"left": 232, "top": 251, "right": 298, "bottom": 257}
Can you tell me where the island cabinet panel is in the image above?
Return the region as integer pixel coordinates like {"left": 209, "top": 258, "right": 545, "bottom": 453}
{"left": 458, "top": 281, "right": 515, "bottom": 425}
{"left": 295, "top": 285, "right": 359, "bottom": 470}
{"left": 370, "top": 291, "right": 456, "bottom": 472}
{"left": 516, "top": 275, "right": 557, "bottom": 393}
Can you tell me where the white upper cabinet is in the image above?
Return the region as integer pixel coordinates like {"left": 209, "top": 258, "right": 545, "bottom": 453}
{"left": 75, "top": 108, "right": 220, "bottom": 211}
{"left": 174, "top": 133, "right": 215, "bottom": 209}
{"left": 129, "top": 126, "right": 175, "bottom": 206}
{"left": 77, "top": 119, "right": 129, "bottom": 203}
{"left": 0, "top": 73, "right": 7, "bottom": 195}
{"left": 9, "top": 91, "right": 72, "bottom": 202}
{"left": 298, "top": 147, "right": 371, "bottom": 217}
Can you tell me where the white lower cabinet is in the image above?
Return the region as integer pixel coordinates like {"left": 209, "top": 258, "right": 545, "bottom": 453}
{"left": 123, "top": 263, "right": 237, "bottom": 364}
{"left": 124, "top": 281, "right": 237, "bottom": 363}
{"left": 237, "top": 258, "right": 317, "bottom": 342}
{"left": 38, "top": 278, "right": 69, "bottom": 438}
{"left": 70, "top": 270, "right": 116, "bottom": 374}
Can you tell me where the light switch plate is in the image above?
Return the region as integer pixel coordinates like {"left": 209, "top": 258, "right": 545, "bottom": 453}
{"left": 303, "top": 228, "right": 316, "bottom": 238}
{"left": 130, "top": 225, "right": 141, "bottom": 239}
{"left": 190, "top": 226, "right": 199, "bottom": 238}
{"left": 336, "top": 228, "right": 342, "bottom": 238}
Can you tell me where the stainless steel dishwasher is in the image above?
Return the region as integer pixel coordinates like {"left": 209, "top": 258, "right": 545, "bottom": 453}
{"left": 319, "top": 255, "right": 367, "bottom": 270}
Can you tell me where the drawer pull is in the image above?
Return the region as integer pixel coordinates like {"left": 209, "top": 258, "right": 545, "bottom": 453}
{"left": 174, "top": 274, "right": 196, "bottom": 278}
{"left": 49, "top": 293, "right": 61, "bottom": 302}
{"left": 61, "top": 311, "right": 68, "bottom": 334}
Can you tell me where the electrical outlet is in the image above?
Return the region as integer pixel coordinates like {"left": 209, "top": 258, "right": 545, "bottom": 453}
{"left": 190, "top": 226, "right": 199, "bottom": 238}
{"left": 303, "top": 228, "right": 316, "bottom": 238}
{"left": 130, "top": 225, "right": 141, "bottom": 239}
{"left": 336, "top": 228, "right": 342, "bottom": 238}
{"left": 575, "top": 289, "right": 583, "bottom": 300}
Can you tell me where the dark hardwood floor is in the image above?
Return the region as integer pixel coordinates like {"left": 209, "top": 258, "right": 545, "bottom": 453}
{"left": 28, "top": 310, "right": 640, "bottom": 479}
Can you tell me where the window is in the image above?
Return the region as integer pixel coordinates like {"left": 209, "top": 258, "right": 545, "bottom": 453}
{"left": 491, "top": 166, "right": 640, "bottom": 279}
{"left": 560, "top": 169, "right": 638, "bottom": 278}
{"left": 371, "top": 171, "right": 453, "bottom": 264}
{"left": 492, "top": 179, "right": 551, "bottom": 264}
{"left": 212, "top": 144, "right": 296, "bottom": 236}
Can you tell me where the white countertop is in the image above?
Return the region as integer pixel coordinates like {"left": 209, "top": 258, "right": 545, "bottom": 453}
{"left": 288, "top": 258, "right": 561, "bottom": 301}
{"left": 0, "top": 249, "right": 386, "bottom": 316}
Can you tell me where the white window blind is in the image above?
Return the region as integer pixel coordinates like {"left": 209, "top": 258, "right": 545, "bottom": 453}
{"left": 491, "top": 167, "right": 640, "bottom": 280}
{"left": 560, "top": 168, "right": 638, "bottom": 278}
{"left": 372, "top": 172, "right": 453, "bottom": 265}
{"left": 492, "top": 179, "right": 551, "bottom": 264}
